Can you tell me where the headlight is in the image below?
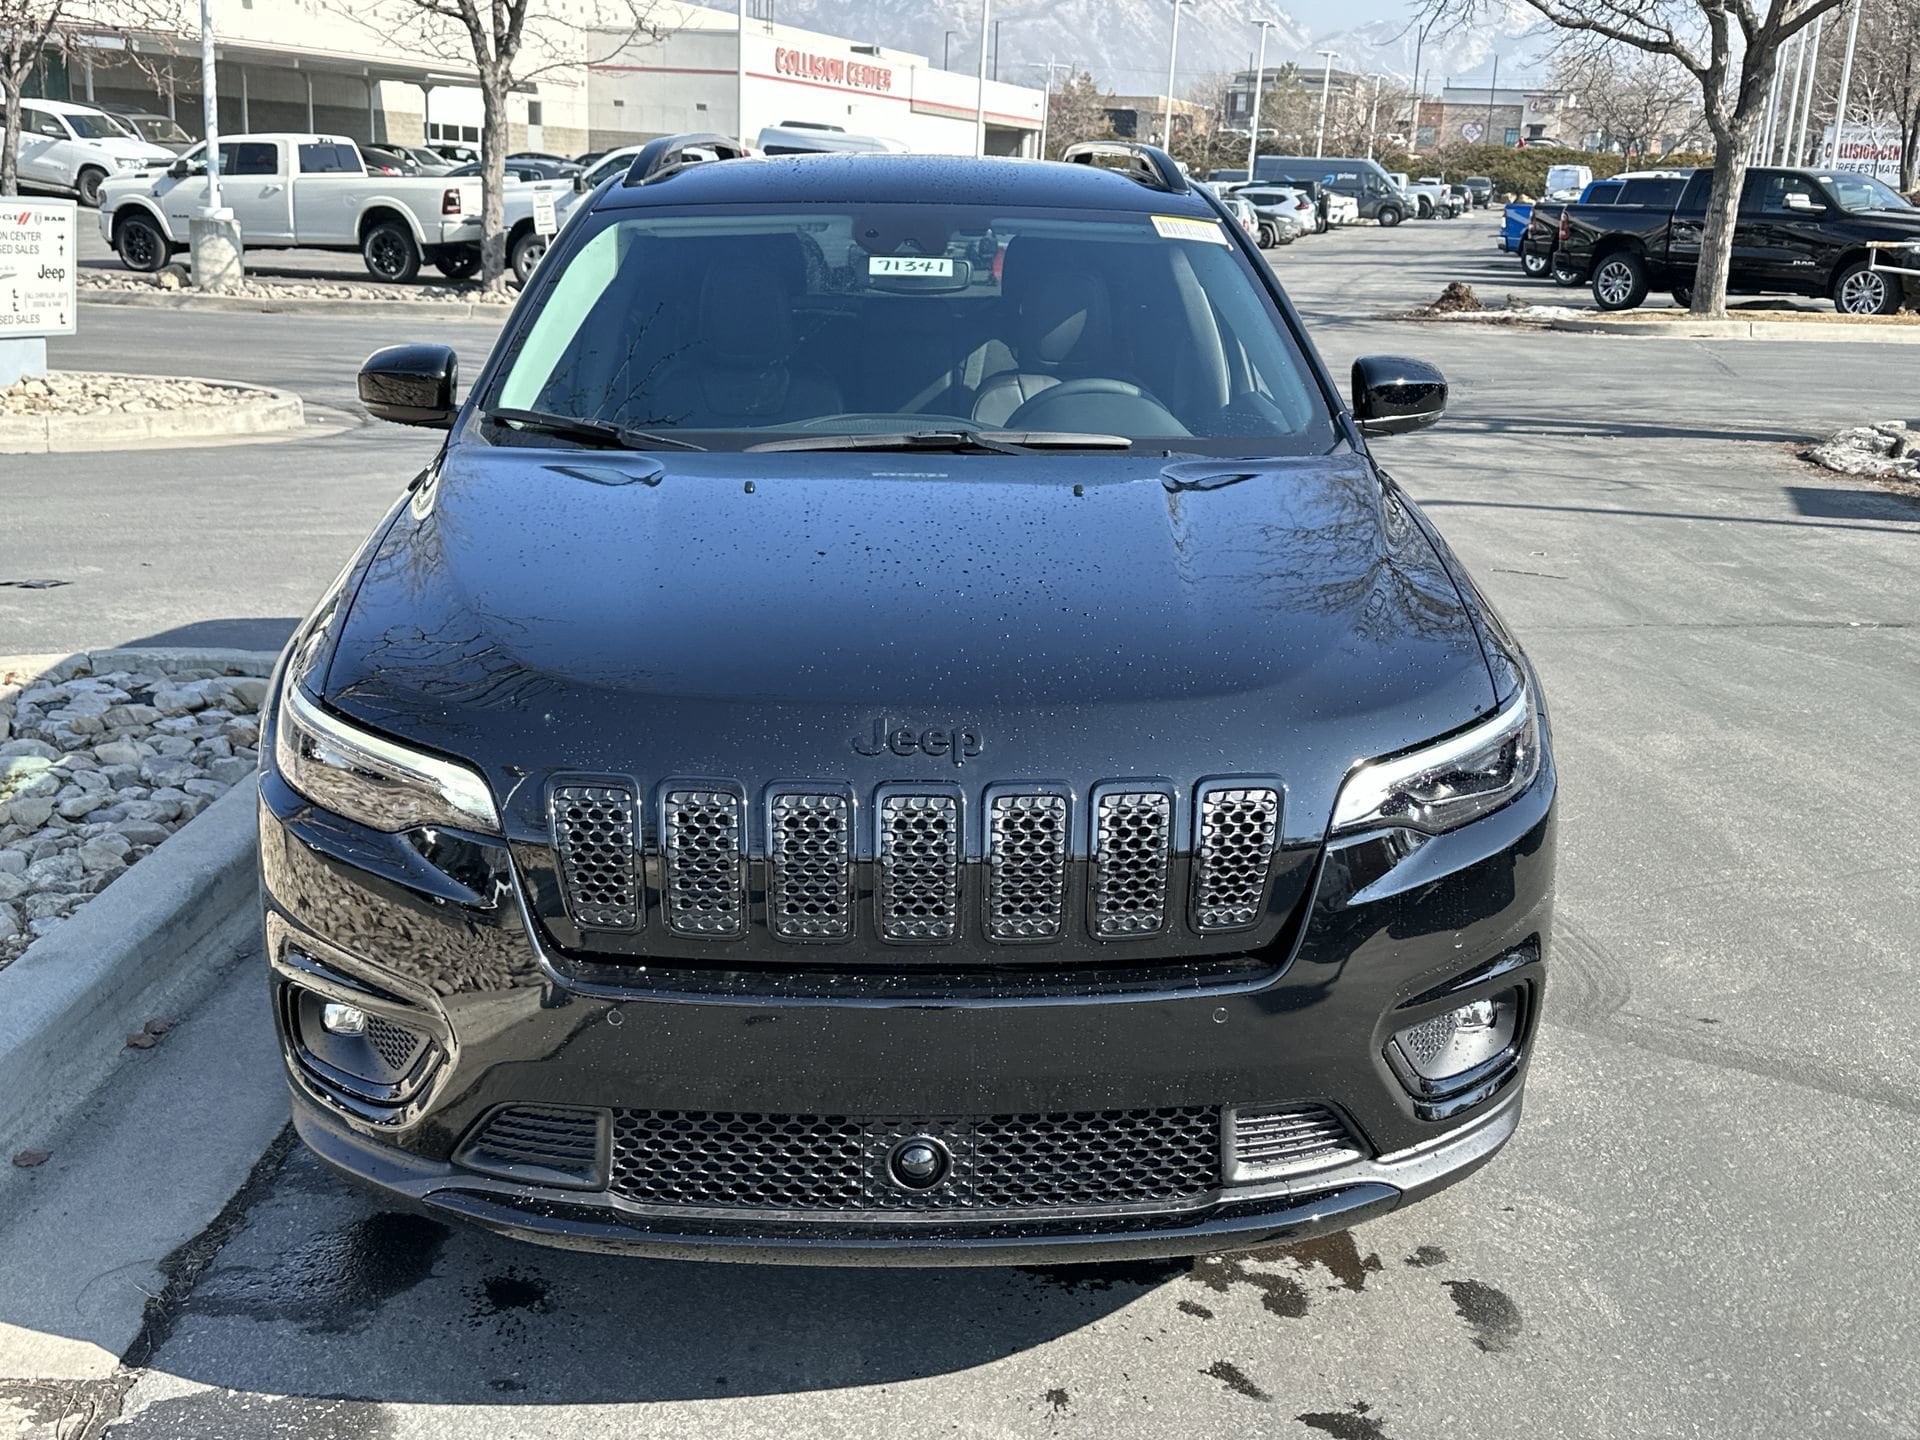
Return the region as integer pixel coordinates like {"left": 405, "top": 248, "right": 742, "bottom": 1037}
{"left": 274, "top": 684, "right": 499, "bottom": 834}
{"left": 115, "top": 157, "right": 142, "bottom": 171}
{"left": 1331, "top": 686, "right": 1540, "bottom": 836}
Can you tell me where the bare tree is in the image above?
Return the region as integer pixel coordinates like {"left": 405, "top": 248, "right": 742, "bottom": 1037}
{"left": 1413, "top": 0, "right": 1854, "bottom": 315}
{"left": 1044, "top": 70, "right": 1115, "bottom": 159}
{"left": 1825, "top": 0, "right": 1919, "bottom": 188}
{"left": 2, "top": 0, "right": 182, "bottom": 196}
{"left": 1558, "top": 45, "right": 1708, "bottom": 155}
{"left": 326, "top": 0, "right": 660, "bottom": 290}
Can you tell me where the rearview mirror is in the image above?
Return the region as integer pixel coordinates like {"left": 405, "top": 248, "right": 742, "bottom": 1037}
{"left": 359, "top": 344, "right": 458, "bottom": 428}
{"left": 1352, "top": 355, "right": 1447, "bottom": 437}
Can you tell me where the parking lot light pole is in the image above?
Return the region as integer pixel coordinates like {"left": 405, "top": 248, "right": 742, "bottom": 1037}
{"left": 974, "top": 0, "right": 991, "bottom": 158}
{"left": 189, "top": 0, "right": 244, "bottom": 292}
{"left": 1162, "top": 0, "right": 1186, "bottom": 150}
{"left": 1314, "top": 49, "right": 1337, "bottom": 158}
{"left": 1778, "top": 26, "right": 1807, "bottom": 164}
{"left": 1246, "top": 19, "right": 1279, "bottom": 176}
{"left": 1791, "top": 12, "right": 1824, "bottom": 166}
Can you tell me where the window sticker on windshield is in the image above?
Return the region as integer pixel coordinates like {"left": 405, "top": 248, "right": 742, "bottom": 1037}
{"left": 1151, "top": 214, "right": 1230, "bottom": 245}
{"left": 869, "top": 255, "right": 956, "bottom": 277}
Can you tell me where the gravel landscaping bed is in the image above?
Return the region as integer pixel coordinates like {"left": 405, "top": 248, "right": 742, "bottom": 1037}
{"left": 1802, "top": 421, "right": 1920, "bottom": 484}
{"left": 0, "top": 655, "right": 271, "bottom": 971}
{"left": 80, "top": 268, "right": 516, "bottom": 306}
{"left": 1, "top": 372, "right": 269, "bottom": 418}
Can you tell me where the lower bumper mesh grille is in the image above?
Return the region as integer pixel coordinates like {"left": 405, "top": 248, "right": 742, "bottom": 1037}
{"left": 608, "top": 1105, "right": 1223, "bottom": 1213}
{"left": 1228, "top": 1102, "right": 1363, "bottom": 1178}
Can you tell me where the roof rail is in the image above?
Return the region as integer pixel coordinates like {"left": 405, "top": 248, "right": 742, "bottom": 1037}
{"left": 1060, "top": 140, "right": 1188, "bottom": 195}
{"left": 623, "top": 132, "right": 754, "bottom": 186}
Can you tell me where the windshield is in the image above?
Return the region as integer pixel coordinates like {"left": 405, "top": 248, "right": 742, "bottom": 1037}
{"left": 63, "top": 111, "right": 129, "bottom": 139}
{"left": 1816, "top": 172, "right": 1912, "bottom": 212}
{"left": 487, "top": 203, "right": 1338, "bottom": 455}
{"left": 131, "top": 115, "right": 192, "bottom": 143}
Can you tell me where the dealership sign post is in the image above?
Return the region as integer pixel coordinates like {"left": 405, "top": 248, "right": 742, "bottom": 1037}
{"left": 0, "top": 199, "right": 78, "bottom": 390}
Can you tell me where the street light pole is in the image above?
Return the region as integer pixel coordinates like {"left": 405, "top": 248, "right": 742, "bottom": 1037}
{"left": 1314, "top": 49, "right": 1336, "bottom": 158}
{"left": 1245, "top": 18, "right": 1278, "bottom": 176}
{"left": 199, "top": 0, "right": 221, "bottom": 213}
{"left": 1778, "top": 26, "right": 1807, "bottom": 164}
{"left": 974, "top": 0, "right": 991, "bottom": 158}
{"left": 735, "top": 0, "right": 748, "bottom": 144}
{"left": 944, "top": 31, "right": 956, "bottom": 70}
{"left": 1161, "top": 0, "right": 1185, "bottom": 149}
{"left": 1484, "top": 51, "right": 1499, "bottom": 144}
{"left": 1034, "top": 58, "right": 1069, "bottom": 160}
{"left": 1366, "top": 73, "right": 1382, "bottom": 159}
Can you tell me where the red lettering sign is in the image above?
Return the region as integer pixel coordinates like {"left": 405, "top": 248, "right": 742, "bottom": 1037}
{"left": 772, "top": 46, "right": 893, "bottom": 93}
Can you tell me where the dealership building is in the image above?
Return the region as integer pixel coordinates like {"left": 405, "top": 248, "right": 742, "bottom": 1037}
{"left": 29, "top": 0, "right": 1042, "bottom": 160}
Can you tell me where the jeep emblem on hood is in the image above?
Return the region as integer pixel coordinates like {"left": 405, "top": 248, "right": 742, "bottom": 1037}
{"left": 852, "top": 717, "right": 985, "bottom": 766}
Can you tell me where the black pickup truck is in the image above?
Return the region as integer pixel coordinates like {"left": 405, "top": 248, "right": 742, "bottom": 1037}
{"left": 1556, "top": 166, "right": 1920, "bottom": 313}
{"left": 1520, "top": 173, "right": 1691, "bottom": 284}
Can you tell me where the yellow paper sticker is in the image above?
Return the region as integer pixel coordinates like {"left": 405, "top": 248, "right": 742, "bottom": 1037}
{"left": 1151, "top": 214, "right": 1230, "bottom": 246}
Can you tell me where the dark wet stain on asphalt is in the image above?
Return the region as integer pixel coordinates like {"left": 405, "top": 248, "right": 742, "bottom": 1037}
{"left": 1202, "top": 1359, "right": 1270, "bottom": 1402}
{"left": 473, "top": 1268, "right": 553, "bottom": 1317}
{"left": 1177, "top": 1298, "right": 1214, "bottom": 1319}
{"left": 1044, "top": 1387, "right": 1071, "bottom": 1412}
{"left": 181, "top": 1211, "right": 449, "bottom": 1335}
{"left": 1404, "top": 1244, "right": 1449, "bottom": 1268}
{"left": 1286, "top": 1232, "right": 1385, "bottom": 1292}
{"left": 1189, "top": 1252, "right": 1308, "bottom": 1318}
{"left": 1444, "top": 1278, "right": 1523, "bottom": 1352}
{"left": 1018, "top": 1259, "right": 1188, "bottom": 1292}
{"left": 1297, "top": 1400, "right": 1393, "bottom": 1439}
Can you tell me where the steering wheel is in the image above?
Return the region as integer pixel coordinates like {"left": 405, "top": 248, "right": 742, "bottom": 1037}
{"left": 1003, "top": 379, "right": 1189, "bottom": 436}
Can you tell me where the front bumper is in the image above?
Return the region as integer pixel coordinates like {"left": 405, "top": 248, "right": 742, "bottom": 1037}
{"left": 258, "top": 725, "right": 1554, "bottom": 1263}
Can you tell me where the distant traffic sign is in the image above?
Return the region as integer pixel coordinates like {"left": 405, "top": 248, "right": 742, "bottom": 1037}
{"left": 0, "top": 199, "right": 78, "bottom": 339}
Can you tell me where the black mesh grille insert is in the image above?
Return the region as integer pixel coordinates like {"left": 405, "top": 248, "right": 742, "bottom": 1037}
{"left": 878, "top": 793, "right": 960, "bottom": 942}
{"left": 363, "top": 1015, "right": 425, "bottom": 1075}
{"left": 1194, "top": 786, "right": 1280, "bottom": 932}
{"left": 663, "top": 788, "right": 745, "bottom": 937}
{"left": 1092, "top": 790, "right": 1172, "bottom": 937}
{"left": 769, "top": 792, "right": 852, "bottom": 940}
{"left": 1229, "top": 1103, "right": 1363, "bottom": 1177}
{"left": 608, "top": 1106, "right": 1222, "bottom": 1213}
{"left": 456, "top": 1104, "right": 606, "bottom": 1188}
{"left": 987, "top": 792, "right": 1068, "bottom": 941}
{"left": 551, "top": 783, "right": 639, "bottom": 930}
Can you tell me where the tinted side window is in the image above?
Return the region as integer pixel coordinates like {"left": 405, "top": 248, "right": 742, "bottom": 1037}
{"left": 219, "top": 142, "right": 279, "bottom": 176}
{"left": 1747, "top": 173, "right": 1823, "bottom": 213}
{"left": 1587, "top": 182, "right": 1625, "bottom": 205}
{"left": 1618, "top": 179, "right": 1683, "bottom": 206}
{"left": 298, "top": 143, "right": 361, "bottom": 174}
{"left": 31, "top": 110, "right": 68, "bottom": 138}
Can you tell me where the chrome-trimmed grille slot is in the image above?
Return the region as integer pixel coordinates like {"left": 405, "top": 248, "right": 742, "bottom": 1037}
{"left": 551, "top": 782, "right": 639, "bottom": 931}
{"left": 1193, "top": 784, "right": 1280, "bottom": 933}
{"left": 662, "top": 786, "right": 746, "bottom": 937}
{"left": 877, "top": 791, "right": 960, "bottom": 942}
{"left": 769, "top": 790, "right": 853, "bottom": 940}
{"left": 1227, "top": 1102, "right": 1364, "bottom": 1180}
{"left": 1091, "top": 787, "right": 1172, "bottom": 938}
{"left": 986, "top": 790, "right": 1069, "bottom": 941}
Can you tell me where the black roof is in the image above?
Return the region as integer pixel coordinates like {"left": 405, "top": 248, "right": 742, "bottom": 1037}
{"left": 591, "top": 152, "right": 1215, "bottom": 216}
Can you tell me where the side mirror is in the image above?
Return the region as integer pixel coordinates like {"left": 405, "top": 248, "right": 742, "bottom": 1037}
{"left": 359, "top": 344, "right": 458, "bottom": 428}
{"left": 1352, "top": 356, "right": 1447, "bottom": 437}
{"left": 1783, "top": 191, "right": 1824, "bottom": 213}
{"left": 168, "top": 158, "right": 194, "bottom": 179}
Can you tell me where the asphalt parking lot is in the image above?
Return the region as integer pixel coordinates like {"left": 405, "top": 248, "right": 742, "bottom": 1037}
{"left": 5, "top": 216, "right": 1918, "bottom": 1439}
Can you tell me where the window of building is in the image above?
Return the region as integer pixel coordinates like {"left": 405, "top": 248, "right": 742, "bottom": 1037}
{"left": 527, "top": 101, "right": 542, "bottom": 126}
{"left": 1504, "top": 127, "right": 1520, "bottom": 146}
{"left": 1416, "top": 126, "right": 1437, "bottom": 148}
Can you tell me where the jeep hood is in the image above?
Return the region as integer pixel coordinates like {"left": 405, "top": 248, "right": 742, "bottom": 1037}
{"left": 319, "top": 447, "right": 1497, "bottom": 831}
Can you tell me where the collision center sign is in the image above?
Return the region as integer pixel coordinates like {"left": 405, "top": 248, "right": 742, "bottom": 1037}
{"left": 0, "top": 199, "right": 77, "bottom": 339}
{"left": 0, "top": 197, "right": 77, "bottom": 337}
{"left": 774, "top": 46, "right": 895, "bottom": 93}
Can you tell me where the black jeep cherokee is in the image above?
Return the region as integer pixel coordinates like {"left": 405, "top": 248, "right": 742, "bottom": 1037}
{"left": 261, "top": 137, "right": 1556, "bottom": 1265}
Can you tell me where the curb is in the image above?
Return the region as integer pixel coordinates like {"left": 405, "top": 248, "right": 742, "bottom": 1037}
{"left": 0, "top": 782, "right": 259, "bottom": 1162}
{"left": 80, "top": 288, "right": 513, "bottom": 322}
{"left": 0, "top": 374, "right": 305, "bottom": 455}
{"left": 1548, "top": 316, "right": 1920, "bottom": 343}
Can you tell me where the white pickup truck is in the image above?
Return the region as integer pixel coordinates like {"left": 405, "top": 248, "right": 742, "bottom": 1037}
{"left": 97, "top": 134, "right": 485, "bottom": 282}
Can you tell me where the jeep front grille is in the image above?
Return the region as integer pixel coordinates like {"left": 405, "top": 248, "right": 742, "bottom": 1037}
{"left": 663, "top": 787, "right": 746, "bottom": 937}
{"left": 986, "top": 791, "right": 1069, "bottom": 941}
{"left": 877, "top": 792, "right": 960, "bottom": 942}
{"left": 551, "top": 783, "right": 639, "bottom": 931}
{"left": 768, "top": 791, "right": 853, "bottom": 940}
{"left": 1193, "top": 785, "right": 1280, "bottom": 932}
{"left": 1092, "top": 788, "right": 1173, "bottom": 937}
{"left": 607, "top": 1105, "right": 1222, "bottom": 1213}
{"left": 1227, "top": 1102, "right": 1363, "bottom": 1179}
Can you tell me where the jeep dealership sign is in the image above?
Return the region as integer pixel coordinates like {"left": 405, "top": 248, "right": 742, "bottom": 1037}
{"left": 0, "top": 199, "right": 78, "bottom": 339}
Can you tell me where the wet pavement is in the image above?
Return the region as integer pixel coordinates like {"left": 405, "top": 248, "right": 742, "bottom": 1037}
{"left": 7, "top": 218, "right": 1919, "bottom": 1438}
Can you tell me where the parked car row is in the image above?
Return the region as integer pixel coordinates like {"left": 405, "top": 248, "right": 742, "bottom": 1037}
{"left": 1500, "top": 163, "right": 1920, "bottom": 315}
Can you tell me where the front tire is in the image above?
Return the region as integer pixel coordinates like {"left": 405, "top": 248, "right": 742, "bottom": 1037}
{"left": 1377, "top": 205, "right": 1403, "bottom": 228}
{"left": 433, "top": 249, "right": 480, "bottom": 280}
{"left": 114, "top": 212, "right": 168, "bottom": 273}
{"left": 362, "top": 220, "right": 421, "bottom": 284}
{"left": 1591, "top": 251, "right": 1649, "bottom": 311}
{"left": 1832, "top": 259, "right": 1901, "bottom": 315}
{"left": 510, "top": 228, "right": 548, "bottom": 286}
{"left": 76, "top": 167, "right": 108, "bottom": 208}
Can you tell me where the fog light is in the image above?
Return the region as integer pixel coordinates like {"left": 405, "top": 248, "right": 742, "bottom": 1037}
{"left": 321, "top": 1002, "right": 368, "bottom": 1036}
{"left": 1391, "top": 989, "right": 1519, "bottom": 1085}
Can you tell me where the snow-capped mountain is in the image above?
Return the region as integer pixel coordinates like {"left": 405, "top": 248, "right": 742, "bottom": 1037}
{"left": 713, "top": 0, "right": 1548, "bottom": 92}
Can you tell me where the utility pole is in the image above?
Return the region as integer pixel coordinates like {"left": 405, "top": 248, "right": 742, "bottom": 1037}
{"left": 1792, "top": 11, "right": 1824, "bottom": 167}
{"left": 1757, "top": 54, "right": 1785, "bottom": 162}
{"left": 1828, "top": 0, "right": 1862, "bottom": 167}
{"left": 993, "top": 20, "right": 1001, "bottom": 81}
{"left": 974, "top": 0, "right": 991, "bottom": 158}
{"left": 1314, "top": 49, "right": 1337, "bottom": 158}
{"left": 1366, "top": 73, "right": 1382, "bottom": 159}
{"left": 1408, "top": 10, "right": 1439, "bottom": 155}
{"left": 189, "top": 0, "right": 242, "bottom": 290}
{"left": 1161, "top": 0, "right": 1186, "bottom": 149}
{"left": 1245, "top": 18, "right": 1279, "bottom": 176}
{"left": 944, "top": 31, "right": 956, "bottom": 70}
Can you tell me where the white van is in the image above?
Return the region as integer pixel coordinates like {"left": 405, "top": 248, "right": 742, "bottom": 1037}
{"left": 12, "top": 97, "right": 176, "bottom": 205}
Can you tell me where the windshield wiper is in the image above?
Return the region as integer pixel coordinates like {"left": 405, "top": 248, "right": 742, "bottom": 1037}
{"left": 485, "top": 406, "right": 706, "bottom": 452}
{"left": 746, "top": 429, "right": 1134, "bottom": 454}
